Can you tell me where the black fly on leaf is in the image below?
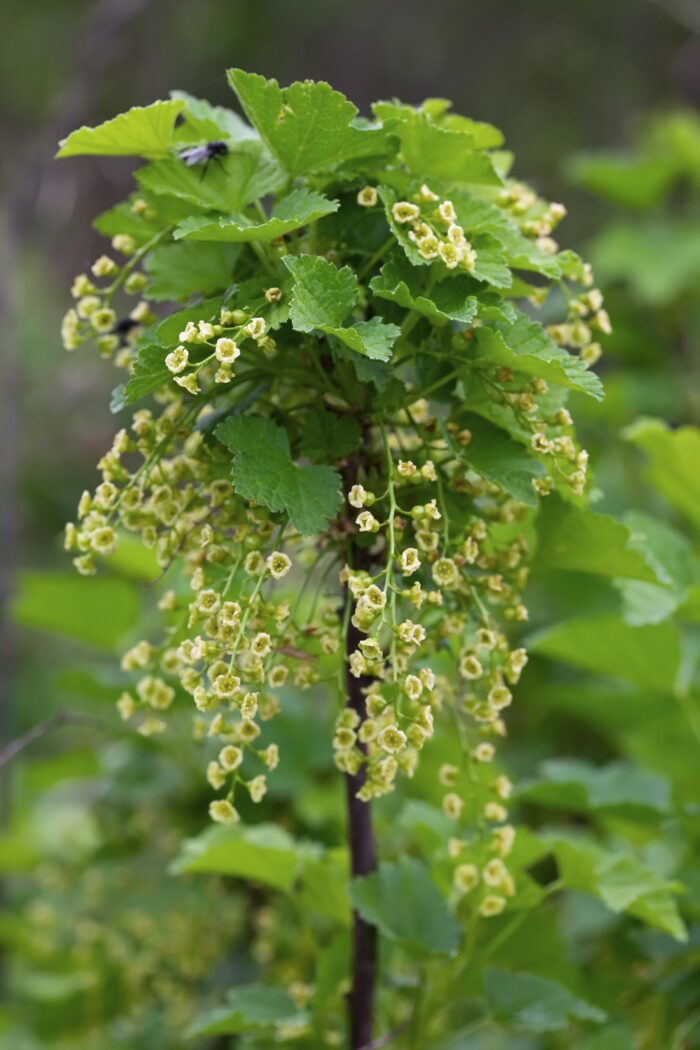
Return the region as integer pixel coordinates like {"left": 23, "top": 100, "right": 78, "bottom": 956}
{"left": 178, "top": 141, "right": 229, "bottom": 178}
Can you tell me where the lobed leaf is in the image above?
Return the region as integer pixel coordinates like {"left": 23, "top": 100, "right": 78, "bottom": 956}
{"left": 375, "top": 104, "right": 502, "bottom": 185}
{"left": 173, "top": 188, "right": 339, "bottom": 242}
{"left": 186, "top": 984, "right": 302, "bottom": 1037}
{"left": 144, "top": 241, "right": 240, "bottom": 301}
{"left": 228, "top": 69, "right": 389, "bottom": 176}
{"left": 12, "top": 573, "right": 139, "bottom": 650}
{"left": 136, "top": 140, "right": 285, "bottom": 213}
{"left": 350, "top": 857, "right": 460, "bottom": 957}
{"left": 298, "top": 407, "right": 360, "bottom": 463}
{"left": 57, "top": 100, "right": 185, "bottom": 158}
{"left": 485, "top": 969, "right": 606, "bottom": 1032}
{"left": 117, "top": 344, "right": 171, "bottom": 407}
{"left": 534, "top": 498, "right": 660, "bottom": 581}
{"left": 283, "top": 254, "right": 358, "bottom": 331}
{"left": 370, "top": 255, "right": 479, "bottom": 325}
{"left": 517, "top": 759, "right": 671, "bottom": 816}
{"left": 624, "top": 418, "right": 700, "bottom": 531}
{"left": 171, "top": 88, "right": 258, "bottom": 144}
{"left": 283, "top": 253, "right": 401, "bottom": 361}
{"left": 215, "top": 414, "right": 342, "bottom": 535}
{"left": 475, "top": 316, "right": 604, "bottom": 400}
{"left": 529, "top": 614, "right": 682, "bottom": 693}
{"left": 552, "top": 838, "right": 686, "bottom": 941}
{"left": 170, "top": 823, "right": 303, "bottom": 890}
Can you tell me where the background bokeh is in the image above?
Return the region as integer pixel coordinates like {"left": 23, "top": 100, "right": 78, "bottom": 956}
{"left": 2, "top": 2, "right": 700, "bottom": 1045}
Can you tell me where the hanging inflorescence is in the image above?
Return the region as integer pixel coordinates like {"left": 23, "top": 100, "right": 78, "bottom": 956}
{"left": 59, "top": 71, "right": 607, "bottom": 920}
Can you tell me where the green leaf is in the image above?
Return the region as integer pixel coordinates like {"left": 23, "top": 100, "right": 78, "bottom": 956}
{"left": 529, "top": 614, "right": 682, "bottom": 693}
{"left": 298, "top": 407, "right": 360, "bottom": 463}
{"left": 330, "top": 316, "right": 401, "bottom": 362}
{"left": 589, "top": 220, "right": 700, "bottom": 305}
{"left": 12, "top": 572, "right": 139, "bottom": 650}
{"left": 566, "top": 150, "right": 678, "bottom": 209}
{"left": 534, "top": 498, "right": 659, "bottom": 581}
{"left": 447, "top": 414, "right": 546, "bottom": 506}
{"left": 623, "top": 510, "right": 697, "bottom": 588}
{"left": 517, "top": 759, "right": 671, "bottom": 816}
{"left": 313, "top": 930, "right": 351, "bottom": 1021}
{"left": 215, "top": 414, "right": 342, "bottom": 535}
{"left": 485, "top": 969, "right": 606, "bottom": 1032}
{"left": 185, "top": 985, "right": 302, "bottom": 1037}
{"left": 613, "top": 510, "right": 699, "bottom": 625}
{"left": 93, "top": 199, "right": 165, "bottom": 245}
{"left": 283, "top": 254, "right": 400, "bottom": 361}
{"left": 397, "top": 800, "right": 454, "bottom": 853}
{"left": 136, "top": 140, "right": 285, "bottom": 213}
{"left": 475, "top": 316, "right": 604, "bottom": 400}
{"left": 377, "top": 107, "right": 501, "bottom": 185}
{"left": 171, "top": 89, "right": 258, "bottom": 144}
{"left": 298, "top": 851, "right": 351, "bottom": 925}
{"left": 170, "top": 823, "right": 303, "bottom": 890}
{"left": 173, "top": 188, "right": 339, "bottom": 242}
{"left": 401, "top": 121, "right": 502, "bottom": 184}
{"left": 552, "top": 839, "right": 687, "bottom": 940}
{"left": 105, "top": 534, "right": 160, "bottom": 583}
{"left": 228, "top": 69, "right": 388, "bottom": 176}
{"left": 470, "top": 234, "right": 514, "bottom": 289}
{"left": 614, "top": 579, "right": 683, "bottom": 628}
{"left": 350, "top": 857, "right": 460, "bottom": 957}
{"left": 144, "top": 241, "right": 240, "bottom": 301}
{"left": 625, "top": 418, "right": 700, "bottom": 531}
{"left": 57, "top": 100, "right": 184, "bottom": 158}
{"left": 374, "top": 98, "right": 504, "bottom": 149}
{"left": 119, "top": 344, "right": 170, "bottom": 405}
{"left": 284, "top": 254, "right": 358, "bottom": 330}
{"left": 370, "top": 255, "right": 478, "bottom": 325}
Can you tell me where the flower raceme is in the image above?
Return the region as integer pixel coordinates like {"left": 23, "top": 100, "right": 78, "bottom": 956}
{"left": 58, "top": 70, "right": 607, "bottom": 921}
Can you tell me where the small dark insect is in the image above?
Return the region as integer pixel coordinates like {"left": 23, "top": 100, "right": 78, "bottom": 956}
{"left": 111, "top": 317, "right": 140, "bottom": 345}
{"left": 179, "top": 140, "right": 229, "bottom": 177}
{"left": 173, "top": 112, "right": 186, "bottom": 128}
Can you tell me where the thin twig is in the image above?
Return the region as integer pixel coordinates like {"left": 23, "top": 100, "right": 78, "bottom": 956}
{"left": 0, "top": 712, "right": 110, "bottom": 770}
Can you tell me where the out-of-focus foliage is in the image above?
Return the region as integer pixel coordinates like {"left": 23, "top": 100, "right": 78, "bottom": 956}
{"left": 3, "top": 2, "right": 700, "bottom": 1048}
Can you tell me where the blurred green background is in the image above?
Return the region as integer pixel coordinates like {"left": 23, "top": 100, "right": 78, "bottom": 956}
{"left": 2, "top": 1, "right": 700, "bottom": 1046}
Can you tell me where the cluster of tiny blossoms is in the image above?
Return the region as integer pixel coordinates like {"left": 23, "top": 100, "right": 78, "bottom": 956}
{"left": 499, "top": 181, "right": 610, "bottom": 370}
{"left": 379, "top": 184, "right": 477, "bottom": 271}
{"left": 327, "top": 398, "right": 547, "bottom": 918}
{"left": 164, "top": 307, "right": 277, "bottom": 395}
{"left": 64, "top": 375, "right": 338, "bottom": 824}
{"left": 61, "top": 222, "right": 152, "bottom": 356}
